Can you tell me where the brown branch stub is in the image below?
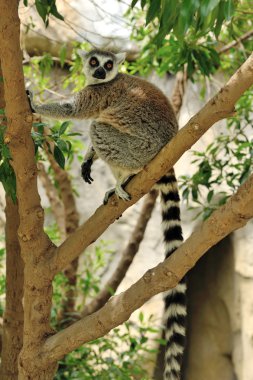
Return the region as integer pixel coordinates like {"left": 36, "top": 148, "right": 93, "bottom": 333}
{"left": 81, "top": 189, "right": 158, "bottom": 317}
{"left": 49, "top": 52, "right": 253, "bottom": 275}
{"left": 40, "top": 172, "right": 253, "bottom": 364}
{"left": 171, "top": 70, "right": 187, "bottom": 115}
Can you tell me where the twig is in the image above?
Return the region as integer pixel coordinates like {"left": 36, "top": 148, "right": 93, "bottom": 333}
{"left": 218, "top": 29, "right": 253, "bottom": 54}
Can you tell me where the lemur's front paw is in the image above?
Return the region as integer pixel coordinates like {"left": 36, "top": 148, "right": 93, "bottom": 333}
{"left": 81, "top": 158, "right": 94, "bottom": 184}
{"left": 26, "top": 90, "right": 36, "bottom": 113}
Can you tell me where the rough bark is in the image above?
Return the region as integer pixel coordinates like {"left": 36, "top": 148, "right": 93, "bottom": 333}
{"left": 81, "top": 189, "right": 158, "bottom": 317}
{"left": 0, "top": 60, "right": 24, "bottom": 380}
{"left": 0, "top": 197, "right": 24, "bottom": 380}
{"left": 0, "top": 2, "right": 56, "bottom": 379}
{"left": 48, "top": 52, "right": 253, "bottom": 275}
{"left": 40, "top": 172, "right": 253, "bottom": 365}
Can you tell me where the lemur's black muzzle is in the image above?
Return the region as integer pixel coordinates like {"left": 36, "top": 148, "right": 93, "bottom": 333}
{"left": 93, "top": 67, "right": 106, "bottom": 79}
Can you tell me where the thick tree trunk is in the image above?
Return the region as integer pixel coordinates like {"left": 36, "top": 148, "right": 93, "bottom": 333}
{"left": 1, "top": 197, "right": 24, "bottom": 380}
{"left": 0, "top": 60, "right": 24, "bottom": 379}
{"left": 0, "top": 2, "right": 57, "bottom": 379}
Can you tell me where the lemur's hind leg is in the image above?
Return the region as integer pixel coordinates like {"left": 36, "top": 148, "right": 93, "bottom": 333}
{"left": 81, "top": 145, "right": 98, "bottom": 184}
{"left": 103, "top": 166, "right": 137, "bottom": 204}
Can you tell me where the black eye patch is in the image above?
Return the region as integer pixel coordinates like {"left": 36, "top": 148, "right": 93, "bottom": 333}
{"left": 89, "top": 57, "right": 99, "bottom": 67}
{"left": 104, "top": 60, "right": 113, "bottom": 71}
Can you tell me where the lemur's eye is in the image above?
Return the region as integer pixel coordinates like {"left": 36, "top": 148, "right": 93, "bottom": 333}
{"left": 89, "top": 57, "right": 99, "bottom": 67}
{"left": 104, "top": 60, "right": 113, "bottom": 71}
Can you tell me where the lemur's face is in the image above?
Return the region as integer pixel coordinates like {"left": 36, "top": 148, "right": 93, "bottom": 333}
{"left": 78, "top": 49, "right": 126, "bottom": 85}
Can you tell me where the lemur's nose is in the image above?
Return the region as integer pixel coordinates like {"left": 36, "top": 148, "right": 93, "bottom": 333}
{"left": 93, "top": 67, "right": 106, "bottom": 79}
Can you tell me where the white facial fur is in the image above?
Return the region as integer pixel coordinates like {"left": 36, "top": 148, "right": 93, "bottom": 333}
{"left": 78, "top": 49, "right": 126, "bottom": 85}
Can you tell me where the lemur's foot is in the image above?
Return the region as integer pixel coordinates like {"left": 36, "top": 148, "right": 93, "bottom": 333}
{"left": 26, "top": 90, "right": 36, "bottom": 113}
{"left": 103, "top": 188, "right": 115, "bottom": 205}
{"left": 81, "top": 158, "right": 94, "bottom": 184}
{"left": 115, "top": 184, "right": 131, "bottom": 201}
{"left": 103, "top": 185, "right": 131, "bottom": 205}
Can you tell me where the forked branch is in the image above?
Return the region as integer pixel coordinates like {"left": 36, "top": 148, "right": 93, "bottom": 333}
{"left": 41, "top": 172, "right": 253, "bottom": 364}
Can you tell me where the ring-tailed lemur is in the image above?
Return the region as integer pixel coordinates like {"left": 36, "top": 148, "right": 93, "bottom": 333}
{"left": 27, "top": 49, "right": 186, "bottom": 380}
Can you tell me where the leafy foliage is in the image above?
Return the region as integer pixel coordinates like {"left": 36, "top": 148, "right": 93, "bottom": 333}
{"left": 31, "top": 120, "right": 82, "bottom": 169}
{"left": 180, "top": 89, "right": 253, "bottom": 219}
{"left": 55, "top": 314, "right": 159, "bottom": 380}
{"left": 77, "top": 241, "right": 115, "bottom": 301}
{"left": 131, "top": 0, "right": 235, "bottom": 42}
{"left": 23, "top": 0, "right": 64, "bottom": 27}
{"left": 127, "top": 0, "right": 252, "bottom": 79}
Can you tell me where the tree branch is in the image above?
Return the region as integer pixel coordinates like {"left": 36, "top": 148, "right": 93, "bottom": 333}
{"left": 49, "top": 53, "right": 253, "bottom": 275}
{"left": 218, "top": 29, "right": 253, "bottom": 54}
{"left": 40, "top": 172, "right": 253, "bottom": 364}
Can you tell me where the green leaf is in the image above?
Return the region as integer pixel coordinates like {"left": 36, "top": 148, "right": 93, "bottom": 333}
{"left": 57, "top": 139, "right": 68, "bottom": 152}
{"left": 131, "top": 0, "right": 139, "bottom": 7}
{"left": 191, "top": 187, "right": 198, "bottom": 201}
{"left": 33, "top": 122, "right": 47, "bottom": 128}
{"left": 141, "top": 0, "right": 147, "bottom": 9}
{"left": 59, "top": 44, "right": 67, "bottom": 68}
{"left": 146, "top": 0, "right": 161, "bottom": 25}
{"left": 54, "top": 145, "right": 65, "bottom": 169}
{"left": 23, "top": 0, "right": 28, "bottom": 6}
{"left": 1, "top": 144, "right": 11, "bottom": 159}
{"left": 199, "top": 0, "right": 220, "bottom": 19}
{"left": 214, "top": 1, "right": 225, "bottom": 37}
{"left": 35, "top": 0, "right": 47, "bottom": 22}
{"left": 59, "top": 121, "right": 70, "bottom": 135}
{"left": 207, "top": 190, "right": 214, "bottom": 202}
{"left": 50, "top": 2, "right": 64, "bottom": 21}
{"left": 223, "top": 0, "right": 235, "bottom": 20}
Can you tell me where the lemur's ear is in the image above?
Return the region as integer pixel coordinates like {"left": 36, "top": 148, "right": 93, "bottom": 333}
{"left": 77, "top": 49, "right": 89, "bottom": 60}
{"left": 115, "top": 52, "right": 126, "bottom": 65}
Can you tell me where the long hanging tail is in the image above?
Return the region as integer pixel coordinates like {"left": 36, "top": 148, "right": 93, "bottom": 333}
{"left": 156, "top": 169, "right": 186, "bottom": 380}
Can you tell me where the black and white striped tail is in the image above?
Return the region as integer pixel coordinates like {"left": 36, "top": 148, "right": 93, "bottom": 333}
{"left": 156, "top": 169, "right": 186, "bottom": 380}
